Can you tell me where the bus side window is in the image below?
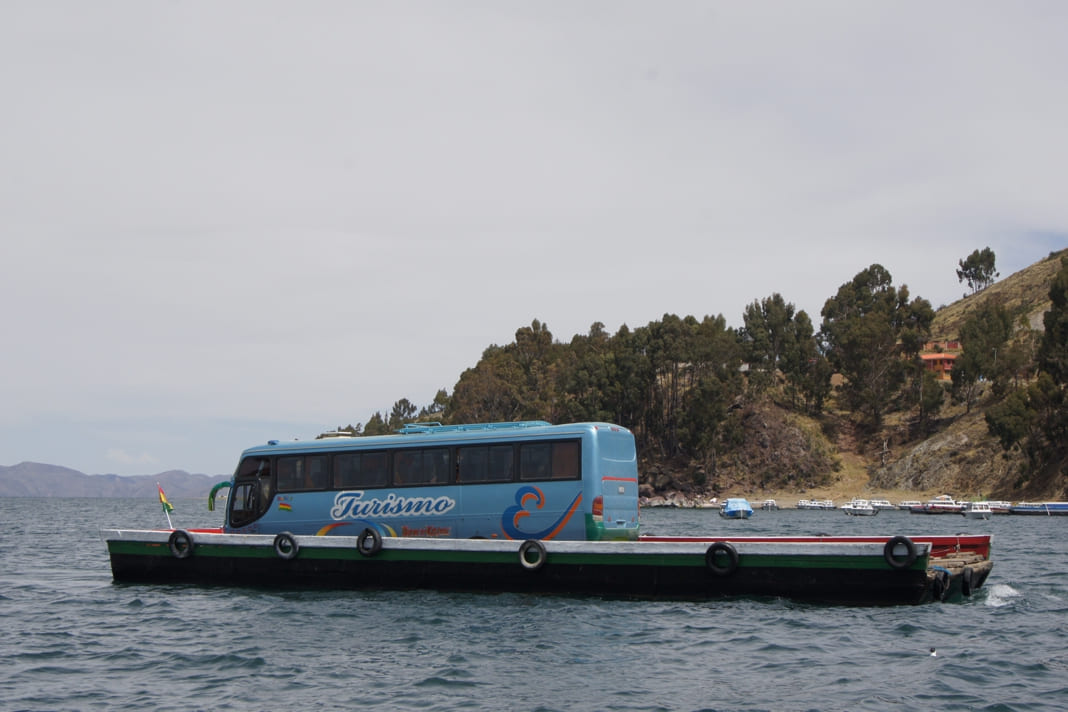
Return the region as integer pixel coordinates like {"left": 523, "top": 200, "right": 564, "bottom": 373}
{"left": 335, "top": 452, "right": 388, "bottom": 489}
{"left": 551, "top": 441, "right": 580, "bottom": 479}
{"left": 487, "top": 445, "right": 514, "bottom": 482}
{"left": 306, "top": 455, "right": 329, "bottom": 489}
{"left": 335, "top": 453, "right": 359, "bottom": 489}
{"left": 519, "top": 443, "right": 551, "bottom": 481}
{"left": 458, "top": 446, "right": 488, "bottom": 483}
{"left": 425, "top": 448, "right": 450, "bottom": 484}
{"left": 394, "top": 450, "right": 418, "bottom": 485}
{"left": 363, "top": 452, "right": 388, "bottom": 487}
{"left": 277, "top": 457, "right": 302, "bottom": 492}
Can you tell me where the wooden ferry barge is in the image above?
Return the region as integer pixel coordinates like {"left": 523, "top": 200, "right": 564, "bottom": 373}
{"left": 103, "top": 528, "right": 992, "bottom": 606}
{"left": 104, "top": 422, "right": 993, "bottom": 605}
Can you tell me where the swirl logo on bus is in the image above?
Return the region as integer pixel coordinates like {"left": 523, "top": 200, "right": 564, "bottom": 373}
{"left": 502, "top": 485, "right": 582, "bottom": 540}
{"left": 331, "top": 491, "right": 456, "bottom": 520}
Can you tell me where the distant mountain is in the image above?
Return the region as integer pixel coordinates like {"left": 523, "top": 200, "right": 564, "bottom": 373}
{"left": 0, "top": 462, "right": 227, "bottom": 498}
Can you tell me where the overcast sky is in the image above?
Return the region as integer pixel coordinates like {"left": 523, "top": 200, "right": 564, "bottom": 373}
{"left": 2, "top": 2, "right": 1066, "bottom": 477}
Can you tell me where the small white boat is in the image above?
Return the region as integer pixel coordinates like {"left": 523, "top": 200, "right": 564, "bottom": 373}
{"left": 760, "top": 499, "right": 779, "bottom": 511}
{"left": 898, "top": 500, "right": 923, "bottom": 511}
{"left": 841, "top": 498, "right": 878, "bottom": 517}
{"left": 919, "top": 494, "right": 964, "bottom": 514}
{"left": 961, "top": 501, "right": 992, "bottom": 520}
{"left": 870, "top": 499, "right": 896, "bottom": 511}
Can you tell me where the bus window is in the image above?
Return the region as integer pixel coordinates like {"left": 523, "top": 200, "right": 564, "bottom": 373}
{"left": 520, "top": 441, "right": 580, "bottom": 481}
{"left": 305, "top": 455, "right": 329, "bottom": 489}
{"left": 519, "top": 443, "right": 551, "bottom": 480}
{"left": 457, "top": 446, "right": 487, "bottom": 483}
{"left": 458, "top": 445, "right": 514, "bottom": 483}
{"left": 551, "top": 441, "right": 580, "bottom": 479}
{"left": 393, "top": 448, "right": 451, "bottom": 486}
{"left": 277, "top": 455, "right": 332, "bottom": 492}
{"left": 487, "top": 445, "right": 514, "bottom": 481}
{"left": 277, "top": 456, "right": 302, "bottom": 491}
{"left": 335, "top": 451, "right": 388, "bottom": 489}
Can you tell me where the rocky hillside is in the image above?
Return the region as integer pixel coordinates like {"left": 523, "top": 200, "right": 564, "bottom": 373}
{"left": 646, "top": 248, "right": 1068, "bottom": 504}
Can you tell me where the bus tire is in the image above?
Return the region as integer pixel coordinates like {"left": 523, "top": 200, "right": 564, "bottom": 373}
{"left": 519, "top": 539, "right": 546, "bottom": 571}
{"left": 357, "top": 528, "right": 382, "bottom": 557}
{"left": 705, "top": 541, "right": 738, "bottom": 576}
{"left": 168, "top": 529, "right": 194, "bottom": 559}
{"left": 883, "top": 536, "right": 917, "bottom": 570}
{"left": 273, "top": 532, "right": 299, "bottom": 560}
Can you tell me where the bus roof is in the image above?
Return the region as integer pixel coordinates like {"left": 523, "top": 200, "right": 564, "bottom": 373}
{"left": 240, "top": 421, "right": 628, "bottom": 458}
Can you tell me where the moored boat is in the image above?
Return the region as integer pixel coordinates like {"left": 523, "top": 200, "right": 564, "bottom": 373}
{"left": 961, "top": 501, "right": 992, "bottom": 520}
{"left": 720, "top": 498, "right": 754, "bottom": 519}
{"left": 914, "top": 495, "right": 963, "bottom": 514}
{"left": 798, "top": 499, "right": 835, "bottom": 510}
{"left": 841, "top": 499, "right": 878, "bottom": 517}
{"left": 1010, "top": 501, "right": 1068, "bottom": 516}
{"left": 898, "top": 500, "right": 923, "bottom": 511}
{"left": 870, "top": 499, "right": 896, "bottom": 511}
{"left": 760, "top": 499, "right": 779, "bottom": 511}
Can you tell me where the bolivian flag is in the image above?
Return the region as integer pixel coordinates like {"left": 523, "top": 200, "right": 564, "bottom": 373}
{"left": 158, "top": 484, "right": 175, "bottom": 514}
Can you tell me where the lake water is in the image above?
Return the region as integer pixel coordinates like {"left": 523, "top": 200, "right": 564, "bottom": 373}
{"left": 2, "top": 498, "right": 1066, "bottom": 711}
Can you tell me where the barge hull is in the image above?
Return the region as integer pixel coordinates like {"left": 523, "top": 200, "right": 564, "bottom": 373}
{"left": 103, "top": 530, "right": 989, "bottom": 606}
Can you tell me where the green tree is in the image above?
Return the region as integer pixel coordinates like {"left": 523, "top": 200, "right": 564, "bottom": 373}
{"left": 362, "top": 411, "right": 390, "bottom": 436}
{"left": 952, "top": 301, "right": 1014, "bottom": 411}
{"left": 388, "top": 398, "right": 419, "bottom": 430}
{"left": 820, "top": 264, "right": 935, "bottom": 429}
{"left": 956, "top": 247, "right": 999, "bottom": 295}
{"left": 1038, "top": 256, "right": 1068, "bottom": 385}
{"left": 419, "top": 389, "right": 450, "bottom": 418}
{"left": 987, "top": 258, "right": 1068, "bottom": 473}
{"left": 740, "top": 293, "right": 795, "bottom": 395}
{"left": 446, "top": 345, "right": 525, "bottom": 423}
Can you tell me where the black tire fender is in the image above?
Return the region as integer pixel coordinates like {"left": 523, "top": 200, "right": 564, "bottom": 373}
{"left": 273, "top": 532, "right": 299, "bottom": 560}
{"left": 961, "top": 566, "right": 975, "bottom": 597}
{"left": 518, "top": 539, "right": 547, "bottom": 571}
{"left": 357, "top": 528, "right": 382, "bottom": 557}
{"left": 705, "top": 541, "right": 739, "bottom": 576}
{"left": 883, "top": 535, "right": 918, "bottom": 570}
{"left": 168, "top": 529, "right": 194, "bottom": 559}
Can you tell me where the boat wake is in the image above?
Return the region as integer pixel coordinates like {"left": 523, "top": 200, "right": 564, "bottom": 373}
{"left": 983, "top": 583, "right": 1021, "bottom": 607}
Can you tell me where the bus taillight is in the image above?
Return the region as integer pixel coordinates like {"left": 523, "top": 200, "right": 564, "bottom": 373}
{"left": 592, "top": 495, "right": 603, "bottom": 520}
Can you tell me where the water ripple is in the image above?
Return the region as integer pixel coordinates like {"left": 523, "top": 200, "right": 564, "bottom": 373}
{"left": 4, "top": 500, "right": 1068, "bottom": 711}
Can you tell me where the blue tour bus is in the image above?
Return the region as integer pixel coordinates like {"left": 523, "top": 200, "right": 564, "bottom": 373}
{"left": 222, "top": 421, "right": 641, "bottom": 541}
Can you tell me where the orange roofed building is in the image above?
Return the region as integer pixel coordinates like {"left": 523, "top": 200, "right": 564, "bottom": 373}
{"left": 920, "top": 340, "right": 961, "bottom": 381}
{"left": 921, "top": 352, "right": 957, "bottom": 381}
